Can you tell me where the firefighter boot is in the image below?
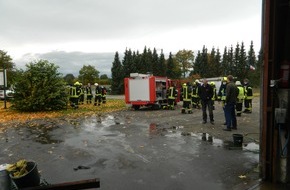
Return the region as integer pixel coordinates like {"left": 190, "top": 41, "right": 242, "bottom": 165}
{"left": 181, "top": 108, "right": 186, "bottom": 114}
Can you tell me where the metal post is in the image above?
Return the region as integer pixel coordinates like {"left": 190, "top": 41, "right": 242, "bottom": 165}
{"left": 0, "top": 53, "right": 7, "bottom": 109}
{"left": 3, "top": 66, "right": 7, "bottom": 109}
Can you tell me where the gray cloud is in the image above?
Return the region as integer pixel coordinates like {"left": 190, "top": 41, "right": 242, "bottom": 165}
{"left": 1, "top": 0, "right": 262, "bottom": 76}
{"left": 0, "top": 0, "right": 261, "bottom": 45}
{"left": 14, "top": 51, "right": 116, "bottom": 77}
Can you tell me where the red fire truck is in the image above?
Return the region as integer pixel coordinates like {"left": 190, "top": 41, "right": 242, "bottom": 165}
{"left": 124, "top": 73, "right": 180, "bottom": 110}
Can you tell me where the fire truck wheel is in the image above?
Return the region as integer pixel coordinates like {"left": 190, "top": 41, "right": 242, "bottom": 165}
{"left": 133, "top": 105, "right": 140, "bottom": 110}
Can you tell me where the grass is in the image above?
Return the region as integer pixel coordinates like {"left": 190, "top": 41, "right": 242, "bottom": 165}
{"left": 0, "top": 99, "right": 127, "bottom": 124}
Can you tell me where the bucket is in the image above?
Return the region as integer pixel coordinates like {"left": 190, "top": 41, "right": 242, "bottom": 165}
{"left": 232, "top": 134, "right": 243, "bottom": 147}
{"left": 10, "top": 161, "right": 40, "bottom": 188}
{"left": 0, "top": 169, "right": 11, "bottom": 190}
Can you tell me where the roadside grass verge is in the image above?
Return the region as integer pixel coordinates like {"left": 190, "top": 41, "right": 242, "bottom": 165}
{"left": 0, "top": 99, "right": 127, "bottom": 124}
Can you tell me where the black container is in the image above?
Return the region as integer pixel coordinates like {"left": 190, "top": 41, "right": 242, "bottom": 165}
{"left": 10, "top": 161, "right": 40, "bottom": 188}
{"left": 0, "top": 170, "right": 11, "bottom": 190}
{"left": 232, "top": 134, "right": 243, "bottom": 147}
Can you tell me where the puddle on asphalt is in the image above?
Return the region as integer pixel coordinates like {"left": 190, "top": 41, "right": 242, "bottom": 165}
{"left": 147, "top": 123, "right": 259, "bottom": 153}
{"left": 9, "top": 116, "right": 259, "bottom": 155}
{"left": 14, "top": 123, "right": 63, "bottom": 144}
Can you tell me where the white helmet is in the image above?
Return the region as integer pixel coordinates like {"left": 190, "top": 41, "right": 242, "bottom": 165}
{"left": 235, "top": 81, "right": 242, "bottom": 86}
{"left": 94, "top": 83, "right": 98, "bottom": 86}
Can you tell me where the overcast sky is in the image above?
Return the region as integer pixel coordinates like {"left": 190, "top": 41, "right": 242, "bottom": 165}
{"left": 0, "top": 0, "right": 262, "bottom": 76}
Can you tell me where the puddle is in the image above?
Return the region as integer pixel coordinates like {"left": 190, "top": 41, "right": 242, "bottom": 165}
{"left": 14, "top": 123, "right": 63, "bottom": 144}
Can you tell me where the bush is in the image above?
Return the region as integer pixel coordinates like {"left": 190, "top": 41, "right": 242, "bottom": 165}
{"left": 11, "top": 60, "right": 68, "bottom": 111}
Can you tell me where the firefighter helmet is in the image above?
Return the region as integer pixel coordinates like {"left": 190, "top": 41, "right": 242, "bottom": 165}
{"left": 74, "top": 81, "right": 80, "bottom": 86}
{"left": 235, "top": 81, "right": 242, "bottom": 86}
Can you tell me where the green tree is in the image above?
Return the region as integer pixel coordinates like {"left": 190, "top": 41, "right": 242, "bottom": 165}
{"left": 158, "top": 50, "right": 167, "bottom": 76}
{"left": 214, "top": 48, "right": 222, "bottom": 77}
{"left": 0, "top": 50, "right": 16, "bottom": 88}
{"left": 122, "top": 49, "right": 135, "bottom": 77}
{"left": 166, "top": 52, "right": 181, "bottom": 79}
{"left": 200, "top": 46, "right": 209, "bottom": 77}
{"left": 100, "top": 74, "right": 109, "bottom": 79}
{"left": 227, "top": 45, "right": 234, "bottom": 75}
{"left": 78, "top": 65, "right": 100, "bottom": 85}
{"left": 152, "top": 48, "right": 159, "bottom": 76}
{"left": 111, "top": 52, "right": 124, "bottom": 94}
{"left": 235, "top": 42, "right": 248, "bottom": 80}
{"left": 175, "top": 49, "right": 194, "bottom": 78}
{"left": 63, "top": 73, "right": 75, "bottom": 85}
{"left": 208, "top": 47, "right": 216, "bottom": 77}
{"left": 11, "top": 60, "right": 67, "bottom": 111}
{"left": 221, "top": 47, "right": 229, "bottom": 76}
{"left": 192, "top": 50, "right": 202, "bottom": 75}
{"left": 247, "top": 42, "right": 259, "bottom": 87}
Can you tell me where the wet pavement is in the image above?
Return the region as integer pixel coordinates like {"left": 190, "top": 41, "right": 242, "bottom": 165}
{"left": 0, "top": 99, "right": 264, "bottom": 189}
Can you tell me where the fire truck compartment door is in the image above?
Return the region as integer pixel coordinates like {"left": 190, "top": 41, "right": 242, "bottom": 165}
{"left": 129, "top": 79, "right": 150, "bottom": 101}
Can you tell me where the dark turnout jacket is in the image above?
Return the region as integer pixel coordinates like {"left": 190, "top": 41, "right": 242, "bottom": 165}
{"left": 198, "top": 83, "right": 214, "bottom": 101}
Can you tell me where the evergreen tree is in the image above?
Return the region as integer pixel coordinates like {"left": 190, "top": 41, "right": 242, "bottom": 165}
{"left": 247, "top": 42, "right": 260, "bottom": 87}
{"left": 131, "top": 51, "right": 138, "bottom": 73}
{"left": 227, "top": 45, "right": 234, "bottom": 75}
{"left": 111, "top": 52, "right": 124, "bottom": 94}
{"left": 208, "top": 47, "right": 216, "bottom": 77}
{"left": 247, "top": 41, "right": 257, "bottom": 71}
{"left": 12, "top": 60, "right": 67, "bottom": 111}
{"left": 200, "top": 46, "right": 208, "bottom": 78}
{"left": 146, "top": 48, "right": 153, "bottom": 74}
{"left": 152, "top": 48, "right": 159, "bottom": 76}
{"left": 134, "top": 50, "right": 142, "bottom": 73}
{"left": 221, "top": 47, "right": 229, "bottom": 76}
{"left": 158, "top": 50, "right": 166, "bottom": 76}
{"left": 237, "top": 42, "right": 248, "bottom": 80}
{"left": 233, "top": 42, "right": 240, "bottom": 77}
{"left": 166, "top": 52, "right": 181, "bottom": 79}
{"left": 214, "top": 48, "right": 222, "bottom": 77}
{"left": 192, "top": 50, "right": 202, "bottom": 75}
{"left": 122, "top": 49, "right": 134, "bottom": 77}
{"left": 139, "top": 47, "right": 149, "bottom": 74}
{"left": 0, "top": 50, "right": 16, "bottom": 87}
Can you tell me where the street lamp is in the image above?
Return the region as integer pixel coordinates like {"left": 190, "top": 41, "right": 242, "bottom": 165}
{"left": 0, "top": 53, "right": 7, "bottom": 109}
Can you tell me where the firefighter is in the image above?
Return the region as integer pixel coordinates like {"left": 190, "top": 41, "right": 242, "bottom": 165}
{"left": 166, "top": 84, "right": 178, "bottom": 110}
{"left": 181, "top": 82, "right": 192, "bottom": 114}
{"left": 191, "top": 81, "right": 199, "bottom": 109}
{"left": 85, "top": 83, "right": 93, "bottom": 104}
{"left": 69, "top": 81, "right": 81, "bottom": 109}
{"left": 243, "top": 78, "right": 253, "bottom": 113}
{"left": 218, "top": 77, "right": 228, "bottom": 124}
{"left": 78, "top": 83, "right": 84, "bottom": 104}
{"left": 210, "top": 82, "right": 217, "bottom": 110}
{"left": 94, "top": 83, "right": 102, "bottom": 106}
{"left": 101, "top": 86, "right": 107, "bottom": 104}
{"left": 235, "top": 81, "right": 245, "bottom": 116}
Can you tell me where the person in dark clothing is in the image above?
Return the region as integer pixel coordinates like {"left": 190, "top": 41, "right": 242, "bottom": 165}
{"left": 198, "top": 79, "right": 214, "bottom": 124}
{"left": 243, "top": 78, "right": 253, "bottom": 113}
{"left": 85, "top": 83, "right": 93, "bottom": 104}
{"left": 223, "top": 75, "right": 239, "bottom": 131}
{"left": 94, "top": 83, "right": 102, "bottom": 106}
